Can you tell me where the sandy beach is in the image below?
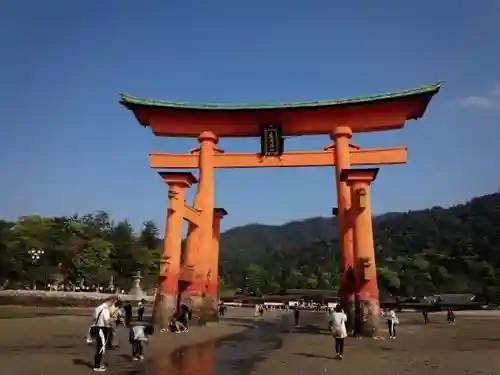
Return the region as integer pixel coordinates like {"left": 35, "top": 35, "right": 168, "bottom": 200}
{"left": 0, "top": 307, "right": 499, "bottom": 375}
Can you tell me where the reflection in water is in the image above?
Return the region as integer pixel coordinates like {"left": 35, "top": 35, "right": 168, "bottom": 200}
{"left": 153, "top": 341, "right": 217, "bottom": 375}
{"left": 146, "top": 317, "right": 285, "bottom": 375}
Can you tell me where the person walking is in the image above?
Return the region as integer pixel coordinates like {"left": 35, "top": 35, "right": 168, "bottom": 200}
{"left": 293, "top": 306, "right": 300, "bottom": 326}
{"left": 91, "top": 297, "right": 114, "bottom": 372}
{"left": 331, "top": 304, "right": 348, "bottom": 359}
{"left": 259, "top": 304, "right": 264, "bottom": 317}
{"left": 219, "top": 302, "right": 226, "bottom": 317}
{"left": 447, "top": 309, "right": 456, "bottom": 324}
{"left": 387, "top": 308, "right": 399, "bottom": 339}
{"left": 137, "top": 299, "right": 146, "bottom": 321}
{"left": 422, "top": 309, "right": 429, "bottom": 324}
{"left": 124, "top": 301, "right": 133, "bottom": 327}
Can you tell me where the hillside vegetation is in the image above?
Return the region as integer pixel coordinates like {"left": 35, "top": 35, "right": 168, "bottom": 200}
{"left": 0, "top": 192, "right": 499, "bottom": 301}
{"left": 220, "top": 192, "right": 500, "bottom": 300}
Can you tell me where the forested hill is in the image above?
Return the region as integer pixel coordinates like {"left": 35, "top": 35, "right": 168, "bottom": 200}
{"left": 219, "top": 192, "right": 500, "bottom": 300}
{"left": 0, "top": 191, "right": 499, "bottom": 301}
{"left": 219, "top": 212, "right": 400, "bottom": 263}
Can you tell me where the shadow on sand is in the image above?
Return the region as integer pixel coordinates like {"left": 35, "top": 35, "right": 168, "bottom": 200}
{"left": 294, "top": 352, "right": 334, "bottom": 360}
{"left": 290, "top": 323, "right": 329, "bottom": 336}
{"left": 72, "top": 358, "right": 93, "bottom": 369}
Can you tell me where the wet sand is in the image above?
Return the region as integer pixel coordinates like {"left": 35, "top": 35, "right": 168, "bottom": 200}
{"left": 254, "top": 312, "right": 500, "bottom": 375}
{"left": 0, "top": 306, "right": 286, "bottom": 375}
{"left": 1, "top": 307, "right": 500, "bottom": 374}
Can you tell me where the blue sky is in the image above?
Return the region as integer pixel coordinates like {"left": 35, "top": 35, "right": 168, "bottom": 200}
{"left": 1, "top": 0, "right": 499, "bottom": 233}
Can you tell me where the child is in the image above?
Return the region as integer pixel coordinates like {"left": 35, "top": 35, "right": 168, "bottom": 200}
{"left": 128, "top": 324, "right": 153, "bottom": 361}
{"left": 387, "top": 308, "right": 399, "bottom": 339}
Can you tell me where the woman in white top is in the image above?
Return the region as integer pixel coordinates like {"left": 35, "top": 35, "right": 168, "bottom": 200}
{"left": 92, "top": 297, "right": 115, "bottom": 372}
{"left": 331, "top": 304, "right": 348, "bottom": 359}
{"left": 387, "top": 308, "right": 399, "bottom": 339}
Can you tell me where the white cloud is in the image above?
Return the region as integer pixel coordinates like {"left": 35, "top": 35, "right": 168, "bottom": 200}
{"left": 458, "top": 85, "right": 500, "bottom": 111}
{"left": 490, "top": 84, "right": 500, "bottom": 97}
{"left": 459, "top": 96, "right": 499, "bottom": 110}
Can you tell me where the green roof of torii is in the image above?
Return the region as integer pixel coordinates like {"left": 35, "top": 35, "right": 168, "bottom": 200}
{"left": 119, "top": 82, "right": 443, "bottom": 111}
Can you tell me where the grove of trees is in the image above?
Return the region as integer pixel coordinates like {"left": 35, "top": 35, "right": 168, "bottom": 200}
{"left": 0, "top": 212, "right": 162, "bottom": 290}
{"left": 1, "top": 192, "right": 499, "bottom": 301}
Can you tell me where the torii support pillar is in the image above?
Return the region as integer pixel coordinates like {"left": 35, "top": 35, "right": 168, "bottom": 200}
{"left": 210, "top": 208, "right": 227, "bottom": 303}
{"left": 182, "top": 208, "right": 227, "bottom": 324}
{"left": 181, "top": 131, "right": 220, "bottom": 325}
{"left": 340, "top": 168, "right": 380, "bottom": 338}
{"left": 329, "top": 126, "right": 356, "bottom": 335}
{"left": 153, "top": 172, "right": 197, "bottom": 329}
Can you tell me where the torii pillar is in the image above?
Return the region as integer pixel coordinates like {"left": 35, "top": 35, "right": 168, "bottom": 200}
{"left": 182, "top": 131, "right": 221, "bottom": 324}
{"left": 210, "top": 208, "right": 228, "bottom": 304}
{"left": 329, "top": 126, "right": 356, "bottom": 334}
{"left": 153, "top": 172, "right": 198, "bottom": 329}
{"left": 340, "top": 168, "right": 380, "bottom": 337}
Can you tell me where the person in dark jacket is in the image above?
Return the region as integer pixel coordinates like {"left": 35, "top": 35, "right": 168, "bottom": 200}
{"left": 124, "top": 301, "right": 133, "bottom": 327}
{"left": 447, "top": 309, "right": 456, "bottom": 324}
{"left": 137, "top": 299, "right": 146, "bottom": 321}
{"left": 422, "top": 309, "right": 429, "bottom": 324}
{"left": 294, "top": 307, "right": 300, "bottom": 326}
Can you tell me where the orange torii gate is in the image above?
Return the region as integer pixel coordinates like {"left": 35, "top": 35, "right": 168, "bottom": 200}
{"left": 120, "top": 82, "right": 442, "bottom": 335}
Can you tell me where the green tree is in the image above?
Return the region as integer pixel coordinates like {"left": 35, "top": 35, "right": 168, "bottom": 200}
{"left": 109, "top": 220, "right": 137, "bottom": 286}
{"left": 74, "top": 238, "right": 114, "bottom": 284}
{"left": 139, "top": 220, "right": 160, "bottom": 250}
{"left": 244, "top": 263, "right": 266, "bottom": 294}
{"left": 137, "top": 221, "right": 162, "bottom": 287}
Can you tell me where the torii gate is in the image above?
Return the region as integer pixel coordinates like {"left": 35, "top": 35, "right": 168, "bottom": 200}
{"left": 120, "top": 82, "right": 442, "bottom": 335}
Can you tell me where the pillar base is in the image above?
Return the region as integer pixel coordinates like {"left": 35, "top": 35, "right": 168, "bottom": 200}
{"left": 340, "top": 266, "right": 356, "bottom": 336}
{"left": 355, "top": 298, "right": 380, "bottom": 337}
{"left": 343, "top": 299, "right": 356, "bottom": 336}
{"left": 152, "top": 293, "right": 177, "bottom": 330}
{"left": 181, "top": 292, "right": 218, "bottom": 325}
{"left": 180, "top": 272, "right": 219, "bottom": 325}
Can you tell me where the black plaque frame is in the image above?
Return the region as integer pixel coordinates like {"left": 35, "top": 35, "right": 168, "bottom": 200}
{"left": 260, "top": 124, "right": 284, "bottom": 157}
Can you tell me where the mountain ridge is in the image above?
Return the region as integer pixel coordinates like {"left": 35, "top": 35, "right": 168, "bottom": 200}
{"left": 218, "top": 192, "right": 500, "bottom": 299}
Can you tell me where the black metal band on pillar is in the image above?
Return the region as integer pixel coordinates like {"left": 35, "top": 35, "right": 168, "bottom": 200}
{"left": 260, "top": 124, "right": 284, "bottom": 157}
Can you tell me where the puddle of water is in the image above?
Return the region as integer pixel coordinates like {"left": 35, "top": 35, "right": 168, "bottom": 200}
{"left": 140, "top": 318, "right": 285, "bottom": 375}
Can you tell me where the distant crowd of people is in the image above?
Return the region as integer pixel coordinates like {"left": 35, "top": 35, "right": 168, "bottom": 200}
{"left": 22, "top": 283, "right": 127, "bottom": 294}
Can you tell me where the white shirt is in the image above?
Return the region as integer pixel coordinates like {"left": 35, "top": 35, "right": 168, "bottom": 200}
{"left": 387, "top": 310, "right": 398, "bottom": 322}
{"left": 94, "top": 303, "right": 111, "bottom": 327}
{"left": 332, "top": 311, "right": 348, "bottom": 338}
{"left": 132, "top": 325, "right": 148, "bottom": 341}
